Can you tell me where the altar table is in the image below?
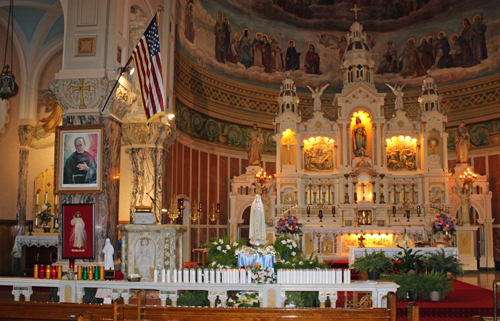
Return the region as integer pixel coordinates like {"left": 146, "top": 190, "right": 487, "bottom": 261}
{"left": 11, "top": 235, "right": 58, "bottom": 258}
{"left": 348, "top": 247, "right": 460, "bottom": 265}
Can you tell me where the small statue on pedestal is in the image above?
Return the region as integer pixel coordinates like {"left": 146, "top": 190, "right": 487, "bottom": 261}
{"left": 102, "top": 238, "right": 114, "bottom": 270}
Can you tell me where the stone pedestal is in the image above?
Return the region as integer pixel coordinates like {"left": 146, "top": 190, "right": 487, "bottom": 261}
{"left": 118, "top": 224, "right": 187, "bottom": 280}
{"left": 455, "top": 225, "right": 479, "bottom": 271}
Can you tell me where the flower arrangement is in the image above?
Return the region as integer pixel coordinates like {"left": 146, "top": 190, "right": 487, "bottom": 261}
{"left": 431, "top": 214, "right": 456, "bottom": 235}
{"left": 36, "top": 203, "right": 54, "bottom": 226}
{"left": 276, "top": 214, "right": 302, "bottom": 234}
{"left": 235, "top": 245, "right": 276, "bottom": 257}
{"left": 206, "top": 235, "right": 246, "bottom": 269}
{"left": 248, "top": 263, "right": 275, "bottom": 284}
{"left": 227, "top": 291, "right": 259, "bottom": 307}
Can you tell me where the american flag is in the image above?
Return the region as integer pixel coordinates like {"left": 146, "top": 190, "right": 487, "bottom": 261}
{"left": 132, "top": 13, "right": 165, "bottom": 122}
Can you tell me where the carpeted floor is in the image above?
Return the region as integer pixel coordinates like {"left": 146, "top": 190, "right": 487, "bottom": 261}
{"left": 397, "top": 280, "right": 494, "bottom": 320}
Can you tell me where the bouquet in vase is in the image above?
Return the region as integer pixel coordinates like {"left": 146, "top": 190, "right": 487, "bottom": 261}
{"left": 36, "top": 203, "right": 54, "bottom": 227}
{"left": 276, "top": 214, "right": 302, "bottom": 234}
{"left": 431, "top": 214, "right": 456, "bottom": 235}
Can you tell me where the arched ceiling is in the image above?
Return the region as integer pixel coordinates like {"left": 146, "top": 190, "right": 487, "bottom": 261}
{"left": 0, "top": 0, "right": 63, "bottom": 56}
{"left": 177, "top": 0, "right": 500, "bottom": 92}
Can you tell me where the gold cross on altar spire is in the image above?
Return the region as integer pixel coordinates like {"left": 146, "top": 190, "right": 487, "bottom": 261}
{"left": 351, "top": 5, "right": 361, "bottom": 20}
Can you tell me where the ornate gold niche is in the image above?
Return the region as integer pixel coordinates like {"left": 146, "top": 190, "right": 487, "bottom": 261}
{"left": 303, "top": 136, "right": 334, "bottom": 171}
{"left": 386, "top": 136, "right": 417, "bottom": 171}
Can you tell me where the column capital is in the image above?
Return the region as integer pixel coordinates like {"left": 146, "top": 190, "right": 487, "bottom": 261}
{"left": 122, "top": 122, "right": 178, "bottom": 148}
{"left": 18, "top": 125, "right": 35, "bottom": 147}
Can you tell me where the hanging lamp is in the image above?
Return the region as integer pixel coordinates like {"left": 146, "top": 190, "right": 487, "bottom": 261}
{"left": 0, "top": 0, "right": 18, "bottom": 100}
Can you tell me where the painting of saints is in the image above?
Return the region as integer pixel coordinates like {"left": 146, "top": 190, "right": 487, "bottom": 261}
{"left": 184, "top": 1, "right": 195, "bottom": 43}
{"left": 376, "top": 42, "right": 398, "bottom": 74}
{"left": 433, "top": 32, "right": 454, "bottom": 69}
{"left": 262, "top": 35, "right": 274, "bottom": 73}
{"left": 240, "top": 29, "right": 253, "bottom": 68}
{"left": 70, "top": 211, "right": 87, "bottom": 248}
{"left": 304, "top": 43, "right": 321, "bottom": 75}
{"left": 223, "top": 16, "right": 231, "bottom": 63}
{"left": 417, "top": 37, "right": 434, "bottom": 70}
{"left": 399, "top": 38, "right": 426, "bottom": 78}
{"left": 471, "top": 14, "right": 488, "bottom": 62}
{"left": 352, "top": 117, "right": 367, "bottom": 157}
{"left": 286, "top": 40, "right": 301, "bottom": 71}
{"left": 452, "top": 33, "right": 478, "bottom": 68}
{"left": 214, "top": 11, "right": 226, "bottom": 63}
{"left": 270, "top": 36, "right": 284, "bottom": 71}
{"left": 338, "top": 36, "right": 347, "bottom": 60}
{"left": 252, "top": 33, "right": 264, "bottom": 67}
{"left": 227, "top": 32, "right": 241, "bottom": 64}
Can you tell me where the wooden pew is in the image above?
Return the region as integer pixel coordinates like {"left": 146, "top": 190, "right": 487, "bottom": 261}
{"left": 407, "top": 302, "right": 419, "bottom": 321}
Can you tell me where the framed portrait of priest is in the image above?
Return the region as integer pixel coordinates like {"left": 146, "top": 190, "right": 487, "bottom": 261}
{"left": 62, "top": 204, "right": 95, "bottom": 259}
{"left": 54, "top": 125, "right": 105, "bottom": 194}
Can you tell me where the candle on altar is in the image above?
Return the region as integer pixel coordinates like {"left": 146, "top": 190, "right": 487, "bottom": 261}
{"left": 162, "top": 269, "right": 166, "bottom": 283}
{"left": 197, "top": 269, "right": 203, "bottom": 283}
{"left": 336, "top": 269, "right": 343, "bottom": 284}
{"left": 39, "top": 265, "right": 45, "bottom": 279}
{"left": 210, "top": 269, "right": 215, "bottom": 283}
{"left": 216, "top": 269, "right": 221, "bottom": 283}
{"left": 222, "top": 269, "right": 227, "bottom": 283}
{"left": 311, "top": 269, "right": 316, "bottom": 284}
{"left": 240, "top": 269, "right": 246, "bottom": 283}
{"left": 285, "top": 269, "right": 290, "bottom": 284}
{"left": 44, "top": 192, "right": 48, "bottom": 204}
{"left": 234, "top": 269, "right": 239, "bottom": 283}
{"left": 292, "top": 269, "right": 297, "bottom": 284}
{"left": 33, "top": 264, "right": 39, "bottom": 279}
{"left": 178, "top": 270, "right": 182, "bottom": 283}
{"left": 167, "top": 270, "right": 172, "bottom": 283}
{"left": 247, "top": 269, "right": 252, "bottom": 284}
{"left": 277, "top": 269, "right": 282, "bottom": 284}
{"left": 77, "top": 266, "right": 82, "bottom": 280}
{"left": 305, "top": 269, "right": 310, "bottom": 284}
{"left": 331, "top": 269, "right": 336, "bottom": 284}
{"left": 36, "top": 193, "right": 39, "bottom": 206}
{"left": 325, "top": 269, "right": 329, "bottom": 284}
{"left": 45, "top": 265, "right": 50, "bottom": 279}
{"left": 54, "top": 195, "right": 59, "bottom": 206}
{"left": 153, "top": 269, "right": 158, "bottom": 282}
{"left": 190, "top": 269, "right": 196, "bottom": 283}
{"left": 51, "top": 265, "right": 57, "bottom": 279}
{"left": 204, "top": 269, "right": 209, "bottom": 284}
{"left": 183, "top": 269, "right": 189, "bottom": 283}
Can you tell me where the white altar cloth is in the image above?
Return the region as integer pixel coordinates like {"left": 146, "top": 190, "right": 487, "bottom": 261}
{"left": 348, "top": 247, "right": 460, "bottom": 265}
{"left": 11, "top": 235, "right": 59, "bottom": 258}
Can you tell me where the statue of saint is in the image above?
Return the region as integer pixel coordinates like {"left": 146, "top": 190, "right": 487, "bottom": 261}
{"left": 102, "top": 238, "right": 114, "bottom": 270}
{"left": 249, "top": 194, "right": 267, "bottom": 246}
{"left": 353, "top": 117, "right": 367, "bottom": 157}
{"left": 386, "top": 83, "right": 405, "bottom": 110}
{"left": 306, "top": 84, "right": 329, "bottom": 111}
{"left": 455, "top": 123, "right": 470, "bottom": 164}
{"left": 456, "top": 179, "right": 472, "bottom": 224}
{"left": 246, "top": 124, "right": 264, "bottom": 166}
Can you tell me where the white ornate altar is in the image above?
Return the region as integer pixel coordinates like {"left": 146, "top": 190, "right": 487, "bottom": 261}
{"left": 118, "top": 224, "right": 187, "bottom": 281}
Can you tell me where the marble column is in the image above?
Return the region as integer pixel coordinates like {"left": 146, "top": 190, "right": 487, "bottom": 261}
{"left": 122, "top": 122, "right": 177, "bottom": 221}
{"left": 50, "top": 77, "right": 135, "bottom": 261}
{"left": 16, "top": 125, "right": 35, "bottom": 235}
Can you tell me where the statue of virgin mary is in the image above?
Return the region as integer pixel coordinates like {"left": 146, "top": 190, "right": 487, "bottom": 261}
{"left": 249, "top": 194, "right": 267, "bottom": 247}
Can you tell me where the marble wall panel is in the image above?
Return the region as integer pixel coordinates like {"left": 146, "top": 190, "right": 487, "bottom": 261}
{"left": 183, "top": 145, "right": 190, "bottom": 197}
{"left": 474, "top": 156, "right": 486, "bottom": 175}
{"left": 16, "top": 150, "right": 29, "bottom": 236}
{"left": 62, "top": 115, "right": 100, "bottom": 126}
{"left": 488, "top": 155, "right": 500, "bottom": 223}
{"left": 199, "top": 152, "right": 208, "bottom": 225}
{"left": 219, "top": 156, "right": 228, "bottom": 226}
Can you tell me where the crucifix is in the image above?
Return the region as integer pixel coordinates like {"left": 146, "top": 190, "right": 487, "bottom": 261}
{"left": 282, "top": 138, "right": 295, "bottom": 165}
{"left": 72, "top": 78, "right": 91, "bottom": 109}
{"left": 351, "top": 5, "right": 361, "bottom": 20}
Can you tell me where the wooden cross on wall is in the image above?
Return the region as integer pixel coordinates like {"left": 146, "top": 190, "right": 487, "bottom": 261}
{"left": 72, "top": 79, "right": 90, "bottom": 109}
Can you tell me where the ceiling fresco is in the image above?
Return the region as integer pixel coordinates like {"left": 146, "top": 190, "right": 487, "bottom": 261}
{"left": 177, "top": 0, "right": 500, "bottom": 91}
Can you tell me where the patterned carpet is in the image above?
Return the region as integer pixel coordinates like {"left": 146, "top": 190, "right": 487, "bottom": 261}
{"left": 397, "top": 280, "right": 494, "bottom": 319}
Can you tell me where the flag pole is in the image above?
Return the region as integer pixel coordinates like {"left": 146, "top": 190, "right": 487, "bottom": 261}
{"left": 100, "top": 55, "right": 133, "bottom": 113}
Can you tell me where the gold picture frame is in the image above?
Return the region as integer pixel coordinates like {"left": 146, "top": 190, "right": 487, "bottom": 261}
{"left": 54, "top": 125, "right": 105, "bottom": 194}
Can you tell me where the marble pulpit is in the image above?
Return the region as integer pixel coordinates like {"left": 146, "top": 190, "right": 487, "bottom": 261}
{"left": 118, "top": 224, "right": 187, "bottom": 281}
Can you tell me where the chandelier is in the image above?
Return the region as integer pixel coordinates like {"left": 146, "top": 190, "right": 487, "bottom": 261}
{"left": 459, "top": 168, "right": 477, "bottom": 192}
{"left": 210, "top": 203, "right": 220, "bottom": 223}
{"left": 255, "top": 168, "right": 272, "bottom": 186}
{"left": 166, "top": 194, "right": 182, "bottom": 223}
{"left": 190, "top": 200, "right": 201, "bottom": 223}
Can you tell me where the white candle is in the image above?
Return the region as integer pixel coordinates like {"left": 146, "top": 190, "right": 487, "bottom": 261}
{"left": 183, "top": 269, "right": 189, "bottom": 283}
{"left": 153, "top": 269, "right": 158, "bottom": 283}
{"left": 336, "top": 270, "right": 343, "bottom": 284}
{"left": 299, "top": 269, "right": 303, "bottom": 284}
{"left": 36, "top": 193, "right": 39, "bottom": 206}
{"left": 167, "top": 269, "right": 172, "bottom": 283}
{"left": 240, "top": 269, "right": 246, "bottom": 283}
{"left": 197, "top": 269, "right": 203, "bottom": 283}
{"left": 222, "top": 269, "right": 227, "bottom": 283}
{"left": 331, "top": 269, "right": 336, "bottom": 284}
{"left": 343, "top": 269, "right": 349, "bottom": 284}
{"left": 305, "top": 269, "right": 310, "bottom": 284}
{"left": 346, "top": 269, "right": 351, "bottom": 284}
{"left": 161, "top": 269, "right": 165, "bottom": 283}
{"left": 247, "top": 270, "right": 252, "bottom": 284}
{"left": 292, "top": 269, "right": 297, "bottom": 284}
{"left": 204, "top": 269, "right": 209, "bottom": 284}
{"left": 216, "top": 269, "right": 221, "bottom": 283}
{"left": 190, "top": 269, "right": 196, "bottom": 283}
{"left": 325, "top": 269, "right": 329, "bottom": 284}
{"left": 311, "top": 269, "right": 316, "bottom": 284}
{"left": 210, "top": 269, "right": 215, "bottom": 283}
{"left": 277, "top": 269, "right": 282, "bottom": 284}
{"left": 54, "top": 195, "right": 58, "bottom": 206}
{"left": 44, "top": 192, "right": 48, "bottom": 203}
{"left": 235, "top": 269, "right": 239, "bottom": 284}
{"left": 178, "top": 270, "right": 182, "bottom": 283}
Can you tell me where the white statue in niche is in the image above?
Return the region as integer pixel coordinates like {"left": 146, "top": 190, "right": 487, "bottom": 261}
{"left": 102, "top": 238, "right": 114, "bottom": 270}
{"left": 135, "top": 238, "right": 155, "bottom": 279}
{"left": 456, "top": 179, "right": 472, "bottom": 224}
{"left": 306, "top": 84, "right": 329, "bottom": 111}
{"left": 249, "top": 194, "right": 267, "bottom": 246}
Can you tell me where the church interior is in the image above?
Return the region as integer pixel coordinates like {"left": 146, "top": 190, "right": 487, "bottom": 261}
{"left": 0, "top": 0, "right": 499, "bottom": 319}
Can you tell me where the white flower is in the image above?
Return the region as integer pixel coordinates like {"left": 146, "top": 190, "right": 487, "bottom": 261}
{"left": 217, "top": 246, "right": 222, "bottom": 251}
{"left": 226, "top": 244, "right": 231, "bottom": 250}
{"left": 288, "top": 245, "right": 293, "bottom": 249}
{"left": 213, "top": 242, "right": 218, "bottom": 245}
{"left": 298, "top": 261, "right": 304, "bottom": 265}
{"left": 291, "top": 251, "right": 296, "bottom": 256}
{"left": 42, "top": 204, "right": 48, "bottom": 211}
{"left": 292, "top": 242, "right": 297, "bottom": 248}
{"left": 219, "top": 239, "right": 224, "bottom": 243}
{"left": 233, "top": 242, "right": 238, "bottom": 247}
{"left": 222, "top": 250, "right": 227, "bottom": 253}
{"left": 281, "top": 240, "right": 286, "bottom": 244}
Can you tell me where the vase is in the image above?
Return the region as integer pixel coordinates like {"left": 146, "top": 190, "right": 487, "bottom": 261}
{"left": 367, "top": 270, "right": 381, "bottom": 280}
{"left": 443, "top": 233, "right": 453, "bottom": 248}
{"left": 430, "top": 291, "right": 440, "bottom": 302}
{"left": 43, "top": 225, "right": 51, "bottom": 233}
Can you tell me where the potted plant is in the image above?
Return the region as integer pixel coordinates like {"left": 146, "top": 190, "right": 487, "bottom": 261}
{"left": 351, "top": 250, "right": 393, "bottom": 280}
{"left": 36, "top": 203, "right": 54, "bottom": 233}
{"left": 424, "top": 248, "right": 464, "bottom": 277}
{"left": 392, "top": 246, "right": 426, "bottom": 274}
{"left": 381, "top": 271, "right": 432, "bottom": 301}
{"left": 426, "top": 270, "right": 453, "bottom": 301}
